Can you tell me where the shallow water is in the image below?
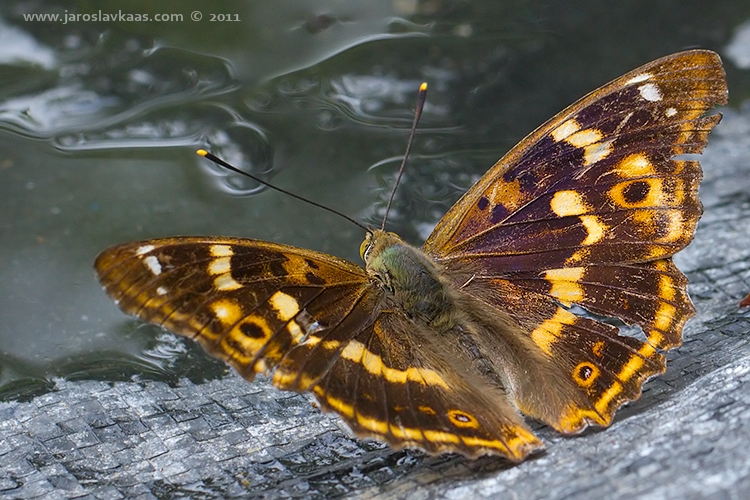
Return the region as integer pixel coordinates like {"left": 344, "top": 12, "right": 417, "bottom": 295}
{"left": 2, "top": 0, "right": 750, "bottom": 400}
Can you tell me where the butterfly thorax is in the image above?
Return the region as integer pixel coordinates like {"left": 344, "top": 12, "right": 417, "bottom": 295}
{"left": 361, "top": 230, "right": 457, "bottom": 330}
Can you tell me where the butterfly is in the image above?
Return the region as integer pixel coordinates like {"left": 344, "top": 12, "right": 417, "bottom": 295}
{"left": 95, "top": 50, "right": 727, "bottom": 461}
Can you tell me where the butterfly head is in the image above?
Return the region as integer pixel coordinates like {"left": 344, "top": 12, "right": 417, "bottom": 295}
{"left": 360, "top": 229, "right": 405, "bottom": 288}
{"left": 361, "top": 228, "right": 423, "bottom": 295}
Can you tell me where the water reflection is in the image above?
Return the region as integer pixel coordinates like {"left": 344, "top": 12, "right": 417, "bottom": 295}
{"left": 1, "top": 0, "right": 748, "bottom": 400}
{"left": 0, "top": 1, "right": 442, "bottom": 399}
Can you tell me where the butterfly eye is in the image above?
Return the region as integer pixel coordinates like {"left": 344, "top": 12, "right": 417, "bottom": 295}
{"left": 360, "top": 237, "right": 373, "bottom": 262}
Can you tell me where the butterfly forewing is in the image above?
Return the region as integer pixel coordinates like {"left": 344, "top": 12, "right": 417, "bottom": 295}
{"left": 95, "top": 237, "right": 372, "bottom": 379}
{"left": 425, "top": 50, "right": 725, "bottom": 257}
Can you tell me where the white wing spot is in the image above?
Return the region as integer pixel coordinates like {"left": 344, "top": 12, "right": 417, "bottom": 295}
{"left": 665, "top": 107, "right": 678, "bottom": 117}
{"left": 581, "top": 215, "right": 606, "bottom": 245}
{"left": 626, "top": 73, "right": 652, "bottom": 84}
{"left": 214, "top": 273, "right": 242, "bottom": 291}
{"left": 550, "top": 190, "right": 589, "bottom": 217}
{"left": 136, "top": 245, "right": 155, "bottom": 255}
{"left": 550, "top": 119, "right": 581, "bottom": 142}
{"left": 584, "top": 140, "right": 613, "bottom": 166}
{"left": 143, "top": 255, "right": 162, "bottom": 275}
{"left": 210, "top": 245, "right": 234, "bottom": 257}
{"left": 156, "top": 286, "right": 168, "bottom": 296}
{"left": 208, "top": 257, "right": 231, "bottom": 275}
{"left": 638, "top": 83, "right": 662, "bottom": 102}
{"left": 211, "top": 299, "right": 242, "bottom": 324}
{"left": 566, "top": 128, "right": 603, "bottom": 148}
{"left": 270, "top": 291, "right": 300, "bottom": 321}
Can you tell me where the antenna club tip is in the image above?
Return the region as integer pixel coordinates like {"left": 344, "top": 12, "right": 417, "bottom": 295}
{"left": 196, "top": 149, "right": 208, "bottom": 157}
{"left": 419, "top": 82, "right": 428, "bottom": 91}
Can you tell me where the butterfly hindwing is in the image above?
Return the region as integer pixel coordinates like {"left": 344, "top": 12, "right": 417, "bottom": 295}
{"left": 507, "top": 258, "right": 694, "bottom": 349}
{"left": 462, "top": 285, "right": 667, "bottom": 432}
{"left": 274, "top": 311, "right": 543, "bottom": 460}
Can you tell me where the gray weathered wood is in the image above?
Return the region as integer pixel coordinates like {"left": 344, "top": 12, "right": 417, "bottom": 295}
{"left": 1, "top": 109, "right": 749, "bottom": 500}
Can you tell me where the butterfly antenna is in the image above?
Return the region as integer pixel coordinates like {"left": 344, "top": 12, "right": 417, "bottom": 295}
{"left": 381, "top": 82, "right": 428, "bottom": 230}
{"left": 196, "top": 150, "right": 369, "bottom": 232}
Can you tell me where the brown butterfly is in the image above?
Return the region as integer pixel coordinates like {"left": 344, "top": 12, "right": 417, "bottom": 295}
{"left": 95, "top": 50, "right": 727, "bottom": 461}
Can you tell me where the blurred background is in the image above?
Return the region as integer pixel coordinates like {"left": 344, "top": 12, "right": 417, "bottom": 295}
{"left": 2, "top": 0, "right": 750, "bottom": 401}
